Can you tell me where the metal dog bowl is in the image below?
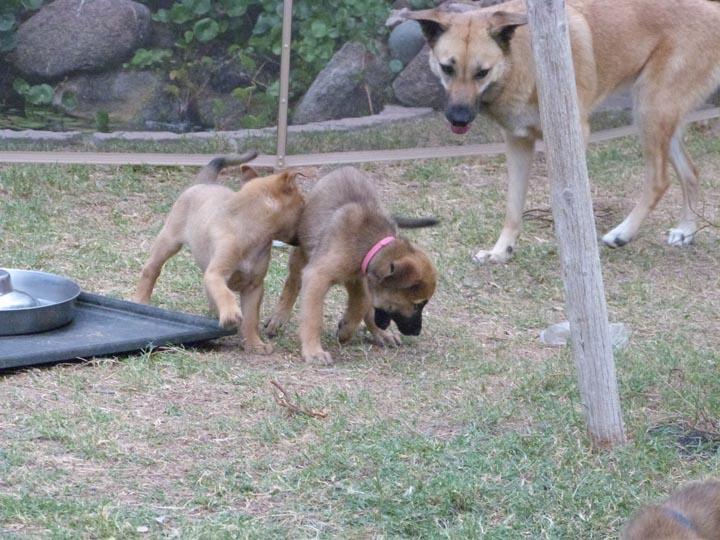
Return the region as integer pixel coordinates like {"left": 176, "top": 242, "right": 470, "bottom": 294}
{"left": 0, "top": 269, "right": 81, "bottom": 336}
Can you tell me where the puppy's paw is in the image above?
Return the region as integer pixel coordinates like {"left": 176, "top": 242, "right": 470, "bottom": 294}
{"left": 473, "top": 247, "right": 513, "bottom": 265}
{"left": 667, "top": 226, "right": 696, "bottom": 246}
{"left": 219, "top": 307, "right": 243, "bottom": 329}
{"left": 264, "top": 313, "right": 289, "bottom": 336}
{"left": 336, "top": 319, "right": 358, "bottom": 344}
{"left": 244, "top": 341, "right": 274, "bottom": 355}
{"left": 371, "top": 328, "right": 402, "bottom": 347}
{"left": 302, "top": 349, "right": 334, "bottom": 365}
{"left": 132, "top": 293, "right": 150, "bottom": 304}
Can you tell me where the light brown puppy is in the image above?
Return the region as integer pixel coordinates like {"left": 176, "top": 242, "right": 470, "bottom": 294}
{"left": 133, "top": 152, "right": 305, "bottom": 354}
{"left": 264, "top": 166, "right": 437, "bottom": 364}
{"left": 623, "top": 480, "right": 720, "bottom": 540}
{"left": 393, "top": 0, "right": 720, "bottom": 263}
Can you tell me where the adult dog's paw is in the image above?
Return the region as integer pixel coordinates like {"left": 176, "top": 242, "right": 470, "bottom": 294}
{"left": 473, "top": 246, "right": 513, "bottom": 265}
{"left": 667, "top": 227, "right": 695, "bottom": 246}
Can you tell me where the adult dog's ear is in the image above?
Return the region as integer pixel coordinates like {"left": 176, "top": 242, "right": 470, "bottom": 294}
{"left": 489, "top": 11, "right": 528, "bottom": 50}
{"left": 392, "top": 9, "right": 449, "bottom": 47}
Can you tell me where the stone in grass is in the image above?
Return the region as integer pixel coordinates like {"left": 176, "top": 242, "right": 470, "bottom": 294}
{"left": 539, "top": 320, "right": 630, "bottom": 350}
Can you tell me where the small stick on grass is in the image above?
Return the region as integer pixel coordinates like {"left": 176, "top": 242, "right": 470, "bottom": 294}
{"left": 270, "top": 380, "right": 328, "bottom": 419}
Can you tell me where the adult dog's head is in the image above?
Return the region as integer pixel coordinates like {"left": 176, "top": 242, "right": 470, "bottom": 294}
{"left": 364, "top": 238, "right": 437, "bottom": 336}
{"left": 392, "top": 4, "right": 527, "bottom": 134}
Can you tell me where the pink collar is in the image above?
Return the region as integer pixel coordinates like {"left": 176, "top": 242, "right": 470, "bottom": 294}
{"left": 362, "top": 236, "right": 396, "bottom": 274}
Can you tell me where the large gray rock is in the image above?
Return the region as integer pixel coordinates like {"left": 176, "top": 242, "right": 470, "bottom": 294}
{"left": 195, "top": 91, "right": 249, "bottom": 130}
{"left": 14, "top": 0, "right": 152, "bottom": 80}
{"left": 388, "top": 20, "right": 425, "bottom": 66}
{"left": 53, "top": 70, "right": 182, "bottom": 129}
{"left": 292, "top": 42, "right": 393, "bottom": 125}
{"left": 392, "top": 45, "right": 445, "bottom": 110}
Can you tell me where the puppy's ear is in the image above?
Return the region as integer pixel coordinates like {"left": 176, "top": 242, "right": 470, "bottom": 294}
{"left": 370, "top": 257, "right": 420, "bottom": 289}
{"left": 277, "top": 169, "right": 302, "bottom": 194}
{"left": 400, "top": 9, "right": 449, "bottom": 47}
{"left": 489, "top": 11, "right": 527, "bottom": 50}
{"left": 239, "top": 165, "right": 259, "bottom": 184}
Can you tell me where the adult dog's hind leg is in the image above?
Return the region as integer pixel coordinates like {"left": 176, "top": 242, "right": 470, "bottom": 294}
{"left": 667, "top": 128, "right": 700, "bottom": 245}
{"left": 474, "top": 133, "right": 535, "bottom": 264}
{"left": 602, "top": 81, "right": 678, "bottom": 248}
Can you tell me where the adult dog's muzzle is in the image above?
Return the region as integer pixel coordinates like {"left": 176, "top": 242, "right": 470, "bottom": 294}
{"left": 445, "top": 103, "right": 476, "bottom": 134}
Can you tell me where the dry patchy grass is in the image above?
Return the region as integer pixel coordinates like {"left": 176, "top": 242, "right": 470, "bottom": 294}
{"left": 1, "top": 125, "right": 720, "bottom": 539}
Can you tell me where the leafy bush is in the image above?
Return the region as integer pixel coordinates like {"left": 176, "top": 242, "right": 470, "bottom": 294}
{"left": 130, "top": 0, "right": 394, "bottom": 126}
{"left": 0, "top": 0, "right": 45, "bottom": 52}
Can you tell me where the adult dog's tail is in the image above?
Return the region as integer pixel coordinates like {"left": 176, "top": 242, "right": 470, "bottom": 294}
{"left": 194, "top": 150, "right": 258, "bottom": 184}
{"left": 393, "top": 216, "right": 440, "bottom": 228}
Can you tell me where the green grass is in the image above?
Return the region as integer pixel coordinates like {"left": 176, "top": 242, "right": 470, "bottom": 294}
{"left": 1, "top": 123, "right": 720, "bottom": 539}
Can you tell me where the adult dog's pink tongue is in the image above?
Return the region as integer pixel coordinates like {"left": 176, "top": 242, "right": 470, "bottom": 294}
{"left": 450, "top": 125, "right": 470, "bottom": 135}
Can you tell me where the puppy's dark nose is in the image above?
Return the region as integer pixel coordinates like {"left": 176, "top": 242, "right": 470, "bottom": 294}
{"left": 445, "top": 104, "right": 475, "bottom": 127}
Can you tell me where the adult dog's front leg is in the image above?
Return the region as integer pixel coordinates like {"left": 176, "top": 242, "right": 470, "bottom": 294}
{"left": 474, "top": 133, "right": 535, "bottom": 264}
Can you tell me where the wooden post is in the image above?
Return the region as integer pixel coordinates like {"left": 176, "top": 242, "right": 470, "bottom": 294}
{"left": 275, "top": 0, "right": 293, "bottom": 169}
{"left": 525, "top": 0, "right": 626, "bottom": 448}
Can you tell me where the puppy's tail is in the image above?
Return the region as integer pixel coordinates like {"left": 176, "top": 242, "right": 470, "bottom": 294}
{"left": 393, "top": 216, "right": 440, "bottom": 228}
{"left": 194, "top": 150, "right": 258, "bottom": 184}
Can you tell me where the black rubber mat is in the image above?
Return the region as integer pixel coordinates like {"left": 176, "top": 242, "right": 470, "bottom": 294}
{"left": 0, "top": 292, "right": 236, "bottom": 370}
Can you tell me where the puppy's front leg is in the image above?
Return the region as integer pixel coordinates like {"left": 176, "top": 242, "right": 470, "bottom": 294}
{"left": 336, "top": 279, "right": 371, "bottom": 344}
{"left": 364, "top": 308, "right": 402, "bottom": 348}
{"left": 298, "top": 265, "right": 334, "bottom": 364}
{"left": 204, "top": 267, "right": 242, "bottom": 329}
{"left": 474, "top": 133, "right": 535, "bottom": 265}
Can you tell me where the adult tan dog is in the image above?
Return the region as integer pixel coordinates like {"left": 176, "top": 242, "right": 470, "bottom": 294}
{"left": 623, "top": 480, "right": 720, "bottom": 540}
{"left": 133, "top": 152, "right": 305, "bottom": 354}
{"left": 393, "top": 0, "right": 720, "bottom": 263}
{"left": 264, "top": 167, "right": 437, "bottom": 364}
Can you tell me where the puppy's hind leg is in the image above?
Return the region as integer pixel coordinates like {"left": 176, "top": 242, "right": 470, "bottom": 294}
{"left": 239, "top": 282, "right": 273, "bottom": 354}
{"left": 264, "top": 247, "right": 307, "bottom": 336}
{"left": 133, "top": 232, "right": 183, "bottom": 304}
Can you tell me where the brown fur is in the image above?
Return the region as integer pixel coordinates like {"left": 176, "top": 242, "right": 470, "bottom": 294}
{"left": 623, "top": 480, "right": 720, "bottom": 540}
{"left": 395, "top": 0, "right": 720, "bottom": 263}
{"left": 264, "top": 167, "right": 437, "bottom": 364}
{"left": 133, "top": 152, "right": 305, "bottom": 354}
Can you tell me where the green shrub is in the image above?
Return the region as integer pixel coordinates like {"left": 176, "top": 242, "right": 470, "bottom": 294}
{"left": 131, "top": 0, "right": 394, "bottom": 126}
{"left": 0, "top": 0, "right": 45, "bottom": 52}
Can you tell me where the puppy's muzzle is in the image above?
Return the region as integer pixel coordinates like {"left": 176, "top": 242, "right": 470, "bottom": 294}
{"left": 374, "top": 304, "right": 427, "bottom": 336}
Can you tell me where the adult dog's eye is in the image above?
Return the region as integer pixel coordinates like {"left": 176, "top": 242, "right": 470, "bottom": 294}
{"left": 474, "top": 68, "right": 490, "bottom": 80}
{"left": 441, "top": 64, "right": 455, "bottom": 76}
